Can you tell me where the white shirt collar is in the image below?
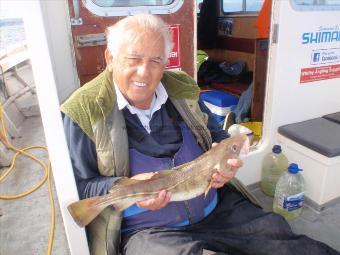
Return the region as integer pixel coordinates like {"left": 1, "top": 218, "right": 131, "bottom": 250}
{"left": 113, "top": 82, "right": 168, "bottom": 133}
{"left": 114, "top": 83, "right": 129, "bottom": 111}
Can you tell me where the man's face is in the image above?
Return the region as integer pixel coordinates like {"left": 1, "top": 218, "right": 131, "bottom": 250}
{"left": 109, "top": 30, "right": 166, "bottom": 110}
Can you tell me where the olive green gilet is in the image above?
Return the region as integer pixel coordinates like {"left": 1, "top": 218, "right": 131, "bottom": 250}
{"left": 61, "top": 69, "right": 260, "bottom": 255}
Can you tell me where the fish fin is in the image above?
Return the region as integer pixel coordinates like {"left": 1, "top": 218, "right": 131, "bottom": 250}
{"left": 151, "top": 169, "right": 176, "bottom": 178}
{"left": 111, "top": 197, "right": 139, "bottom": 212}
{"left": 171, "top": 161, "right": 193, "bottom": 171}
{"left": 109, "top": 178, "right": 148, "bottom": 194}
{"left": 204, "top": 180, "right": 213, "bottom": 198}
{"left": 114, "top": 178, "right": 143, "bottom": 187}
{"left": 67, "top": 195, "right": 110, "bottom": 227}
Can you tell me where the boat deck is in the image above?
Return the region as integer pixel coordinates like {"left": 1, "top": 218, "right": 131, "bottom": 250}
{"left": 0, "top": 116, "right": 70, "bottom": 255}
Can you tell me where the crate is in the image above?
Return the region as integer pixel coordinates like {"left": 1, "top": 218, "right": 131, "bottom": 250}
{"left": 240, "top": 121, "right": 262, "bottom": 142}
{"left": 200, "top": 90, "right": 239, "bottom": 123}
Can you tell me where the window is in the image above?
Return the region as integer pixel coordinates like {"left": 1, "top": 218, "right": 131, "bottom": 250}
{"left": 294, "top": 0, "right": 340, "bottom": 5}
{"left": 223, "top": 0, "right": 264, "bottom": 13}
{"left": 292, "top": 0, "right": 340, "bottom": 10}
{"left": 196, "top": 0, "right": 203, "bottom": 14}
{"left": 246, "top": 0, "right": 265, "bottom": 11}
{"left": 92, "top": 0, "right": 174, "bottom": 8}
{"left": 223, "top": 0, "right": 243, "bottom": 12}
{"left": 84, "top": 0, "right": 183, "bottom": 16}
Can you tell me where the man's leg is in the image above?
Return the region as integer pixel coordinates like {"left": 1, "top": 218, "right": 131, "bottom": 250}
{"left": 121, "top": 227, "right": 205, "bottom": 255}
{"left": 187, "top": 185, "right": 339, "bottom": 255}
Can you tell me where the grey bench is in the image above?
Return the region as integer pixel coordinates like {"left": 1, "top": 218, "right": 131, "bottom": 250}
{"left": 278, "top": 112, "right": 340, "bottom": 158}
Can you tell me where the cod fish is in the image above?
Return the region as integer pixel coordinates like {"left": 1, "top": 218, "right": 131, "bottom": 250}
{"left": 68, "top": 134, "right": 250, "bottom": 227}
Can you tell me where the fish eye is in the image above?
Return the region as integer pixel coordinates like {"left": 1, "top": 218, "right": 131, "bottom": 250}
{"left": 231, "top": 144, "right": 238, "bottom": 152}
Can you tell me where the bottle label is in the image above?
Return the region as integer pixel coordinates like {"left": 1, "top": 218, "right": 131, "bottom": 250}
{"left": 278, "top": 192, "right": 304, "bottom": 211}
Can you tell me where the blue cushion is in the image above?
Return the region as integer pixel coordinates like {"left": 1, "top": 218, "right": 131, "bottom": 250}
{"left": 278, "top": 117, "right": 340, "bottom": 157}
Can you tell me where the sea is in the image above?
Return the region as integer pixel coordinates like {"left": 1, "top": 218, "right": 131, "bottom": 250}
{"left": 0, "top": 18, "right": 26, "bottom": 51}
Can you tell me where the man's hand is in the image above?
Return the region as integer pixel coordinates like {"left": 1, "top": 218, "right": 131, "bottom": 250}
{"left": 211, "top": 142, "right": 243, "bottom": 189}
{"left": 131, "top": 172, "right": 172, "bottom": 210}
{"left": 211, "top": 159, "right": 243, "bottom": 188}
{"left": 136, "top": 190, "right": 172, "bottom": 211}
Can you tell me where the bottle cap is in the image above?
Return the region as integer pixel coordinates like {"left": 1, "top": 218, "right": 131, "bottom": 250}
{"left": 272, "top": 145, "right": 282, "bottom": 153}
{"left": 288, "top": 163, "right": 302, "bottom": 174}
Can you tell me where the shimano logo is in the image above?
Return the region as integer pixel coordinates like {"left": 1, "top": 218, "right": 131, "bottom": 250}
{"left": 302, "top": 25, "right": 340, "bottom": 44}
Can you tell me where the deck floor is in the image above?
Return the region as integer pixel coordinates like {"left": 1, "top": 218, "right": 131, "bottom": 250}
{"left": 252, "top": 188, "right": 340, "bottom": 252}
{"left": 0, "top": 116, "right": 70, "bottom": 255}
{"left": 1, "top": 115, "right": 339, "bottom": 254}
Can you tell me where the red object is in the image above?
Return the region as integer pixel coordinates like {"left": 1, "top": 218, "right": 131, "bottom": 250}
{"left": 166, "top": 25, "right": 181, "bottom": 69}
{"left": 300, "top": 64, "right": 340, "bottom": 83}
{"left": 256, "top": 0, "right": 272, "bottom": 39}
{"left": 209, "top": 82, "right": 249, "bottom": 96}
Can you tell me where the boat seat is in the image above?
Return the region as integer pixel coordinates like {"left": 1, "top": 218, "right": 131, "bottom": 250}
{"left": 323, "top": 112, "right": 340, "bottom": 125}
{"left": 278, "top": 115, "right": 340, "bottom": 158}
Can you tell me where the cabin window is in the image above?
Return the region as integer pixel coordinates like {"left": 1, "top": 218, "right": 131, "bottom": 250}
{"left": 222, "top": 0, "right": 265, "bottom": 13}
{"left": 196, "top": 0, "right": 204, "bottom": 14}
{"left": 84, "top": 0, "right": 183, "bottom": 16}
{"left": 294, "top": 0, "right": 340, "bottom": 5}
{"left": 92, "top": 0, "right": 174, "bottom": 7}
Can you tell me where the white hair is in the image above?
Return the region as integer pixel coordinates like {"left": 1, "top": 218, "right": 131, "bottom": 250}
{"left": 106, "top": 14, "right": 173, "bottom": 63}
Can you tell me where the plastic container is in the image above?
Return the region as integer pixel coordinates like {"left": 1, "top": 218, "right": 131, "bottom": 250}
{"left": 228, "top": 124, "right": 254, "bottom": 144}
{"left": 240, "top": 122, "right": 262, "bottom": 142}
{"left": 200, "top": 90, "right": 239, "bottom": 123}
{"left": 261, "top": 145, "right": 288, "bottom": 197}
{"left": 273, "top": 163, "right": 305, "bottom": 220}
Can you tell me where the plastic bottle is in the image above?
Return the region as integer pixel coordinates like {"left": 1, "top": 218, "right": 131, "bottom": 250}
{"left": 260, "top": 145, "right": 288, "bottom": 197}
{"left": 273, "top": 163, "right": 305, "bottom": 220}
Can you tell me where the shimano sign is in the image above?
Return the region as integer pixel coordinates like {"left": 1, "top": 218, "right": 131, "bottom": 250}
{"left": 302, "top": 25, "right": 340, "bottom": 44}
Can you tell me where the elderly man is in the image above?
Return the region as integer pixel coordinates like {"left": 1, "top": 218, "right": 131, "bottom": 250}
{"left": 61, "top": 14, "right": 339, "bottom": 255}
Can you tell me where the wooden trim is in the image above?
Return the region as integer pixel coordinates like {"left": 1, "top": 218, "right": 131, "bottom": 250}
{"left": 251, "top": 39, "right": 268, "bottom": 121}
{"left": 216, "top": 37, "right": 255, "bottom": 54}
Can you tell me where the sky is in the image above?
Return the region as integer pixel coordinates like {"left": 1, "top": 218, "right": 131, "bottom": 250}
{"left": 0, "top": 0, "right": 25, "bottom": 19}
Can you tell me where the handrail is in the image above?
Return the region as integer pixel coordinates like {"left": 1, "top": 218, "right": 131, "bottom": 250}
{"left": 71, "top": 0, "right": 83, "bottom": 26}
{"left": 73, "top": 0, "right": 80, "bottom": 19}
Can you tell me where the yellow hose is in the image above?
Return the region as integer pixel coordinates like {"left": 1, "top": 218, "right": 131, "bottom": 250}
{"left": 0, "top": 102, "right": 55, "bottom": 255}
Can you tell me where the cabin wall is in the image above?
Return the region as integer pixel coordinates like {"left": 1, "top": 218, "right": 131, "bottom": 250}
{"left": 268, "top": 2, "right": 340, "bottom": 127}
{"left": 67, "top": 0, "right": 195, "bottom": 85}
{"left": 204, "top": 16, "right": 257, "bottom": 72}
{"left": 241, "top": 0, "right": 340, "bottom": 206}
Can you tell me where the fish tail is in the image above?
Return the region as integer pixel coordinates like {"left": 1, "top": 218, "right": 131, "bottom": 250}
{"left": 67, "top": 195, "right": 110, "bottom": 227}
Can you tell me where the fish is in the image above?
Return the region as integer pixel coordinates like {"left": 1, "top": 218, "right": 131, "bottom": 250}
{"left": 67, "top": 134, "right": 250, "bottom": 227}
